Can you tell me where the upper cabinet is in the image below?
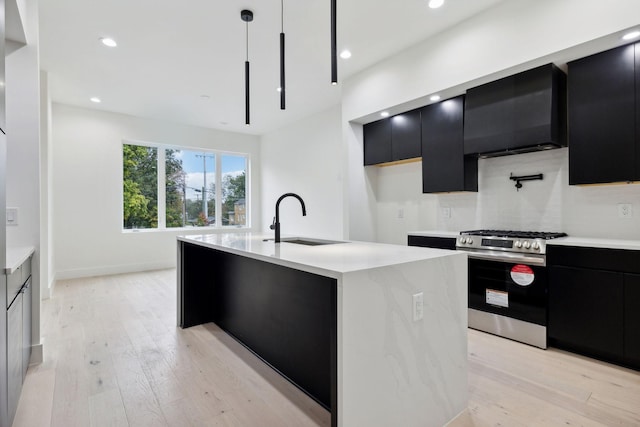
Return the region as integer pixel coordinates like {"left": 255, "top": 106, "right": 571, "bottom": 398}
{"left": 421, "top": 96, "right": 477, "bottom": 193}
{"left": 567, "top": 43, "right": 639, "bottom": 185}
{"left": 363, "top": 109, "right": 421, "bottom": 166}
{"left": 464, "top": 64, "right": 567, "bottom": 157}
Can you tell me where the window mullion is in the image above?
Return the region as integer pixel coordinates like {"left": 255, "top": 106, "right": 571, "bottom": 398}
{"left": 215, "top": 154, "right": 222, "bottom": 228}
{"left": 157, "top": 148, "right": 167, "bottom": 229}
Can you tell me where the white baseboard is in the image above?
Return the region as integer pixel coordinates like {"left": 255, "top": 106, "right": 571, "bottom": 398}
{"left": 30, "top": 343, "right": 44, "bottom": 365}
{"left": 55, "top": 261, "right": 176, "bottom": 281}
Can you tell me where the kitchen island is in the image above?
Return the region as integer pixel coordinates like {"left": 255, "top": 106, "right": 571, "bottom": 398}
{"left": 177, "top": 233, "right": 468, "bottom": 427}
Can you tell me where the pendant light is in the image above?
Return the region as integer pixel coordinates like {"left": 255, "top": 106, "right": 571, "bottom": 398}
{"left": 241, "top": 9, "right": 254, "bottom": 125}
{"left": 330, "top": 0, "right": 337, "bottom": 84}
{"left": 280, "top": 0, "right": 286, "bottom": 109}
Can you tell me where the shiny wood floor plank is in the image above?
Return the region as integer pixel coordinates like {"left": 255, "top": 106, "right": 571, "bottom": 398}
{"left": 13, "top": 269, "right": 640, "bottom": 427}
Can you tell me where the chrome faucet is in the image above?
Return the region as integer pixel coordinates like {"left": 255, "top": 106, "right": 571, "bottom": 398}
{"left": 270, "top": 193, "right": 306, "bottom": 243}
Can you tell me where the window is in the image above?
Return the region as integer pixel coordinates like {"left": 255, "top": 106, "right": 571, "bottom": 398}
{"left": 123, "top": 142, "right": 249, "bottom": 230}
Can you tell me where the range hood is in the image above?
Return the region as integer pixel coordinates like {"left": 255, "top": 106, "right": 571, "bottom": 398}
{"left": 464, "top": 64, "right": 567, "bottom": 158}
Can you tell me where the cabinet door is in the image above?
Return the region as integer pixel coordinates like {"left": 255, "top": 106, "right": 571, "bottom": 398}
{"left": 422, "top": 96, "right": 477, "bottom": 193}
{"left": 568, "top": 44, "right": 636, "bottom": 184}
{"left": 22, "top": 279, "right": 32, "bottom": 379}
{"left": 624, "top": 273, "right": 640, "bottom": 368}
{"left": 548, "top": 266, "right": 624, "bottom": 362}
{"left": 7, "top": 295, "right": 23, "bottom": 426}
{"left": 391, "top": 109, "right": 421, "bottom": 161}
{"left": 363, "top": 119, "right": 391, "bottom": 165}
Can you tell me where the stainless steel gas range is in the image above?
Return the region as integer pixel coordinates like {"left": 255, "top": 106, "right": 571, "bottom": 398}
{"left": 456, "top": 230, "right": 567, "bottom": 349}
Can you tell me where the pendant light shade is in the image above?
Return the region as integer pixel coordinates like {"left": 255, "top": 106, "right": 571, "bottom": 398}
{"left": 280, "top": 0, "right": 286, "bottom": 110}
{"left": 241, "top": 10, "right": 254, "bottom": 125}
{"left": 330, "top": 0, "right": 337, "bottom": 84}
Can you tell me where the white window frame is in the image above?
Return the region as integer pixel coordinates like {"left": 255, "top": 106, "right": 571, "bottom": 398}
{"left": 122, "top": 139, "right": 251, "bottom": 232}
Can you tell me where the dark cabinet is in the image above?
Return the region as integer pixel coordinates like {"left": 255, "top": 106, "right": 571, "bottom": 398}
{"left": 548, "top": 245, "right": 640, "bottom": 370}
{"left": 391, "top": 110, "right": 421, "bottom": 161}
{"left": 548, "top": 265, "right": 624, "bottom": 362}
{"left": 421, "top": 96, "right": 477, "bottom": 193}
{"left": 625, "top": 274, "right": 640, "bottom": 367}
{"left": 568, "top": 43, "right": 637, "bottom": 184}
{"left": 464, "top": 64, "right": 566, "bottom": 156}
{"left": 363, "top": 119, "right": 391, "bottom": 165}
{"left": 407, "top": 235, "right": 457, "bottom": 250}
{"left": 363, "top": 109, "right": 421, "bottom": 165}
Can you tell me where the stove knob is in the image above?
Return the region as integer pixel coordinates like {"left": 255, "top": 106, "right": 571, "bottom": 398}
{"left": 467, "top": 238, "right": 473, "bottom": 244}
{"left": 523, "top": 241, "right": 531, "bottom": 249}
{"left": 515, "top": 240, "right": 522, "bottom": 248}
{"left": 532, "top": 242, "right": 540, "bottom": 250}
{"left": 460, "top": 237, "right": 467, "bottom": 245}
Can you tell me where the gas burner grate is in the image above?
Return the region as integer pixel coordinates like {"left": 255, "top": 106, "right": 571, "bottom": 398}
{"left": 460, "top": 230, "right": 567, "bottom": 240}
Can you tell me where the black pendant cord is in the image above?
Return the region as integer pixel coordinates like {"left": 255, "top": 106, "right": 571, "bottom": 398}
{"left": 245, "top": 21, "right": 250, "bottom": 125}
{"left": 280, "top": 0, "right": 286, "bottom": 109}
{"left": 241, "top": 10, "right": 253, "bottom": 125}
{"left": 330, "top": 0, "right": 337, "bottom": 84}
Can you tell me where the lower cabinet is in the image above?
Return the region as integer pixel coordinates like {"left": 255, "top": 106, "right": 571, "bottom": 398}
{"left": 3, "top": 257, "right": 32, "bottom": 427}
{"left": 6, "top": 294, "right": 23, "bottom": 425}
{"left": 548, "top": 266, "right": 624, "bottom": 363}
{"left": 548, "top": 245, "right": 640, "bottom": 370}
{"left": 407, "top": 235, "right": 457, "bottom": 250}
{"left": 625, "top": 274, "right": 640, "bottom": 367}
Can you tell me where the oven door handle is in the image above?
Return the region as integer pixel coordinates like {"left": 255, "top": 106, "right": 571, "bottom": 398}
{"left": 460, "top": 250, "right": 546, "bottom": 266}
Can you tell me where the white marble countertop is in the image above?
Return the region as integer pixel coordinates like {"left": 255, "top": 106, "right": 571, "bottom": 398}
{"left": 6, "top": 246, "right": 35, "bottom": 274}
{"left": 179, "top": 232, "right": 462, "bottom": 278}
{"left": 547, "top": 237, "right": 640, "bottom": 251}
{"left": 408, "top": 230, "right": 460, "bottom": 238}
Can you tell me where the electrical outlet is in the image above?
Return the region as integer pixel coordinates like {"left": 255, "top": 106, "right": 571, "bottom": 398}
{"left": 618, "top": 203, "right": 633, "bottom": 218}
{"left": 442, "top": 207, "right": 451, "bottom": 219}
{"left": 412, "top": 292, "right": 424, "bottom": 322}
{"left": 398, "top": 208, "right": 404, "bottom": 219}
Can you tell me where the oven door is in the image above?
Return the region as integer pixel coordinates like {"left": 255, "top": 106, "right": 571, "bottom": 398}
{"left": 468, "top": 258, "right": 547, "bottom": 326}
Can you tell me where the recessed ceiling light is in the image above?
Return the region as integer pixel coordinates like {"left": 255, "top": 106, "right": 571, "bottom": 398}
{"left": 90, "top": 97, "right": 101, "bottom": 103}
{"left": 100, "top": 37, "right": 117, "bottom": 47}
{"left": 428, "top": 0, "right": 444, "bottom": 9}
{"left": 430, "top": 95, "right": 441, "bottom": 102}
{"left": 622, "top": 30, "right": 640, "bottom": 40}
{"left": 380, "top": 111, "right": 390, "bottom": 117}
{"left": 340, "top": 50, "right": 352, "bottom": 59}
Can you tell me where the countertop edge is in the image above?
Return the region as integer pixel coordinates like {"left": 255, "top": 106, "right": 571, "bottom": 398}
{"left": 179, "top": 233, "right": 463, "bottom": 277}
{"left": 547, "top": 237, "right": 640, "bottom": 251}
{"left": 5, "top": 246, "right": 35, "bottom": 275}
{"left": 408, "top": 230, "right": 460, "bottom": 239}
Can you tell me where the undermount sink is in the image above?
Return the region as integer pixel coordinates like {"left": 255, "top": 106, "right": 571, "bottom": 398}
{"left": 265, "top": 237, "right": 347, "bottom": 246}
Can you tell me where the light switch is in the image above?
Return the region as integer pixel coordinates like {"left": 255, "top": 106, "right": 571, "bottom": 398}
{"left": 6, "top": 207, "right": 18, "bottom": 226}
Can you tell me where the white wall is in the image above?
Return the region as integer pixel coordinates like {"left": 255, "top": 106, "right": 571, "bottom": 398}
{"left": 51, "top": 104, "right": 261, "bottom": 279}
{"left": 342, "top": 0, "right": 640, "bottom": 242}
{"left": 260, "top": 105, "right": 343, "bottom": 240}
{"left": 6, "top": 0, "right": 41, "bottom": 359}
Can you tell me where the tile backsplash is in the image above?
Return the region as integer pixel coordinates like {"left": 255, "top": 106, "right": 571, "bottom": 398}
{"left": 434, "top": 148, "right": 640, "bottom": 239}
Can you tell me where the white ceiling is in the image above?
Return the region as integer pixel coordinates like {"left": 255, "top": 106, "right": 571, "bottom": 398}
{"left": 39, "top": 0, "right": 505, "bottom": 135}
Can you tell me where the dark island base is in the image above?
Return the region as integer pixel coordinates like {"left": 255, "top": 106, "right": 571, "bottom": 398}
{"left": 178, "top": 241, "right": 337, "bottom": 426}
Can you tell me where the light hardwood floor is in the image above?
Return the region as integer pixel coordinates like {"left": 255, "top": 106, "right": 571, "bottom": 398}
{"left": 12, "top": 269, "right": 640, "bottom": 427}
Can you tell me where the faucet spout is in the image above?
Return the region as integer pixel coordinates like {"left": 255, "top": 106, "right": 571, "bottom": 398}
{"left": 274, "top": 193, "right": 307, "bottom": 243}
